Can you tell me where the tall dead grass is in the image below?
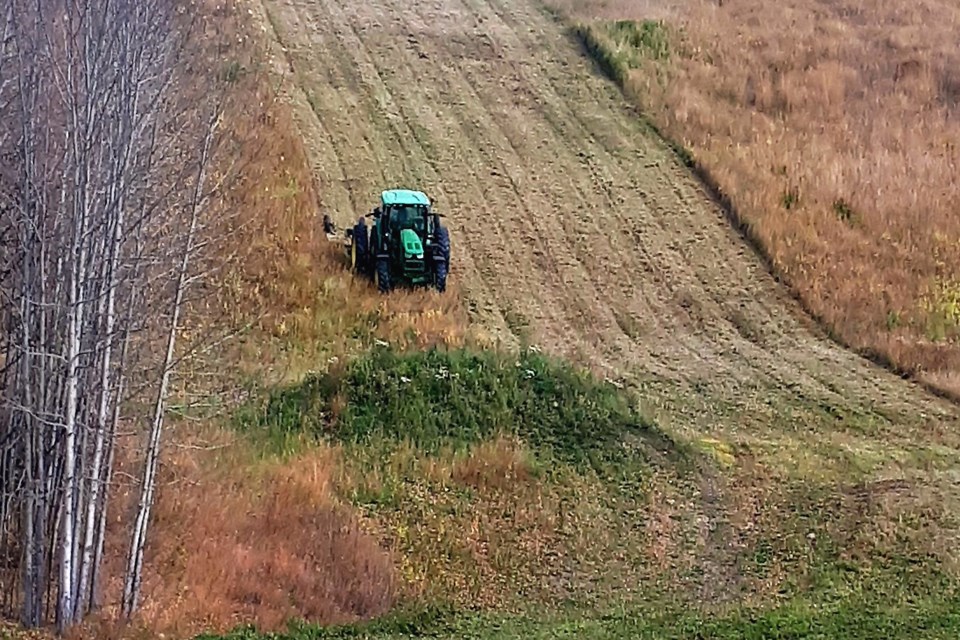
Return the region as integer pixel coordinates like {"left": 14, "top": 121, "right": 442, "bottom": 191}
{"left": 557, "top": 0, "right": 960, "bottom": 397}
{"left": 188, "top": 0, "right": 323, "bottom": 334}
{"left": 75, "top": 429, "right": 396, "bottom": 639}
{"left": 140, "top": 436, "right": 396, "bottom": 637}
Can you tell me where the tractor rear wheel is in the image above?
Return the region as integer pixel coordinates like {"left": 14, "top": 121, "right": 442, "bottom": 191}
{"left": 433, "top": 224, "right": 450, "bottom": 293}
{"left": 375, "top": 257, "right": 391, "bottom": 293}
{"left": 434, "top": 260, "right": 448, "bottom": 293}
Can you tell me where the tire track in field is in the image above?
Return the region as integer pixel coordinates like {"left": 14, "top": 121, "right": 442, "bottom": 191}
{"left": 458, "top": 0, "right": 794, "bottom": 399}
{"left": 431, "top": 0, "right": 667, "bottom": 371}
{"left": 256, "top": 0, "right": 960, "bottom": 454}
{"left": 332, "top": 0, "right": 587, "bottom": 354}
{"left": 324, "top": 0, "right": 563, "bottom": 344}
{"left": 399, "top": 1, "right": 643, "bottom": 371}
{"left": 270, "top": 0, "right": 520, "bottom": 341}
{"left": 414, "top": 0, "right": 708, "bottom": 378}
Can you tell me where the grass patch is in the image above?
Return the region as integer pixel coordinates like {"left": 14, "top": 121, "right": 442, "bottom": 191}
{"left": 236, "top": 345, "right": 684, "bottom": 472}
{"left": 231, "top": 346, "right": 702, "bottom": 611}
{"left": 196, "top": 591, "right": 960, "bottom": 639}
{"left": 228, "top": 346, "right": 960, "bottom": 626}
{"left": 572, "top": 23, "right": 629, "bottom": 85}
{"left": 572, "top": 19, "right": 670, "bottom": 85}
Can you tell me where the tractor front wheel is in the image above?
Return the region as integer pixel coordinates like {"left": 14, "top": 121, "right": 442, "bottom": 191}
{"left": 375, "top": 258, "right": 391, "bottom": 293}
{"left": 352, "top": 220, "right": 369, "bottom": 275}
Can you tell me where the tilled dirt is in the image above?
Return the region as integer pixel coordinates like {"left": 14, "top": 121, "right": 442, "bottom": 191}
{"left": 252, "top": 0, "right": 960, "bottom": 455}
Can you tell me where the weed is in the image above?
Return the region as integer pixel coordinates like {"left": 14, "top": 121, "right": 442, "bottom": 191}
{"left": 573, "top": 23, "right": 629, "bottom": 86}
{"left": 886, "top": 310, "right": 902, "bottom": 331}
{"left": 833, "top": 198, "right": 857, "bottom": 224}
{"left": 503, "top": 307, "right": 531, "bottom": 341}
{"left": 572, "top": 19, "right": 670, "bottom": 86}
{"left": 921, "top": 278, "right": 960, "bottom": 342}
{"left": 781, "top": 186, "right": 800, "bottom": 210}
{"left": 221, "top": 60, "right": 246, "bottom": 83}
{"left": 611, "top": 19, "right": 670, "bottom": 61}
{"left": 612, "top": 309, "right": 646, "bottom": 340}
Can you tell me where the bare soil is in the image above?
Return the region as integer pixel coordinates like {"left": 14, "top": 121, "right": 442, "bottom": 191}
{"left": 250, "top": 0, "right": 960, "bottom": 471}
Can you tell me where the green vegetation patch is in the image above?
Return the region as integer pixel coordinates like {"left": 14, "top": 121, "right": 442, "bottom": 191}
{"left": 572, "top": 19, "right": 671, "bottom": 85}
{"left": 196, "top": 590, "right": 960, "bottom": 639}
{"left": 233, "top": 346, "right": 693, "bottom": 611}
{"left": 237, "top": 345, "right": 683, "bottom": 471}
{"left": 921, "top": 277, "right": 960, "bottom": 342}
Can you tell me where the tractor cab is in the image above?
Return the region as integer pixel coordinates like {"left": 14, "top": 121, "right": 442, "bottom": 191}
{"left": 378, "top": 189, "right": 434, "bottom": 239}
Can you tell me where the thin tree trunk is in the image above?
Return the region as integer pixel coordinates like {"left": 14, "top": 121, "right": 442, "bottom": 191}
{"left": 58, "top": 251, "right": 80, "bottom": 631}
{"left": 121, "top": 110, "right": 218, "bottom": 618}
{"left": 18, "top": 158, "right": 37, "bottom": 624}
{"left": 76, "top": 174, "right": 125, "bottom": 616}
{"left": 59, "top": 103, "right": 89, "bottom": 632}
{"left": 89, "top": 411, "right": 116, "bottom": 612}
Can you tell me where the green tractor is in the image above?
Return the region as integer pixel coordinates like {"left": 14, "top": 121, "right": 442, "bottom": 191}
{"left": 346, "top": 189, "right": 451, "bottom": 293}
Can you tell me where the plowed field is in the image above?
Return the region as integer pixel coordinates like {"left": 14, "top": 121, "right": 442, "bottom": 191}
{"left": 252, "top": 0, "right": 960, "bottom": 468}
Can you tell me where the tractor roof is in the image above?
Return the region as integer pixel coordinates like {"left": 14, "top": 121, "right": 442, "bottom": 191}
{"left": 381, "top": 189, "right": 430, "bottom": 207}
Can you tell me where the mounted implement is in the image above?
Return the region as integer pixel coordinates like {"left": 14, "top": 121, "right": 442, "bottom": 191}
{"left": 345, "top": 189, "right": 450, "bottom": 293}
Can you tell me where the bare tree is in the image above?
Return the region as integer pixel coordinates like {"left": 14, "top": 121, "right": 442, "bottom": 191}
{"left": 121, "top": 105, "right": 221, "bottom": 618}
{"left": 0, "top": 0, "right": 241, "bottom": 632}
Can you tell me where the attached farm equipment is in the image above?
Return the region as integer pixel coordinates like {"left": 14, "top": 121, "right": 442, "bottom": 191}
{"left": 343, "top": 189, "right": 451, "bottom": 293}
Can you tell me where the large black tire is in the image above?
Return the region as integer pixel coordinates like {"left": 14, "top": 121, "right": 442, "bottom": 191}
{"left": 375, "top": 257, "right": 391, "bottom": 293}
{"left": 434, "top": 259, "right": 448, "bottom": 293}
{"left": 433, "top": 224, "right": 450, "bottom": 293}
{"left": 435, "top": 224, "right": 450, "bottom": 261}
{"left": 352, "top": 219, "right": 369, "bottom": 275}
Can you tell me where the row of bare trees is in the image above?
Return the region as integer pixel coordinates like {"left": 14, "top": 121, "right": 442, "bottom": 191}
{"left": 1, "top": 0, "right": 240, "bottom": 632}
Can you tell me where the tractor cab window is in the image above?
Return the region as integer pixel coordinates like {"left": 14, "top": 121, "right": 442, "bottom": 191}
{"left": 387, "top": 205, "right": 426, "bottom": 234}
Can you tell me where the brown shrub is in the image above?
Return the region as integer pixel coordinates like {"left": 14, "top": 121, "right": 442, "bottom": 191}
{"left": 140, "top": 444, "right": 395, "bottom": 637}
{"left": 448, "top": 436, "right": 533, "bottom": 491}
{"left": 81, "top": 431, "right": 395, "bottom": 639}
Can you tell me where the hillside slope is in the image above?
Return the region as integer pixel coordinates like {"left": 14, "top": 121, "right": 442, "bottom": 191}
{"left": 252, "top": 0, "right": 960, "bottom": 468}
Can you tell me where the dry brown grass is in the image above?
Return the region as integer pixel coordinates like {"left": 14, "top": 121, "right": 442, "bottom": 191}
{"left": 184, "top": 0, "right": 324, "bottom": 338}
{"left": 552, "top": 0, "right": 960, "bottom": 398}
{"left": 67, "top": 430, "right": 395, "bottom": 640}
{"left": 331, "top": 436, "right": 570, "bottom": 610}
{"left": 78, "top": 436, "right": 549, "bottom": 636}
{"left": 139, "top": 436, "right": 396, "bottom": 637}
